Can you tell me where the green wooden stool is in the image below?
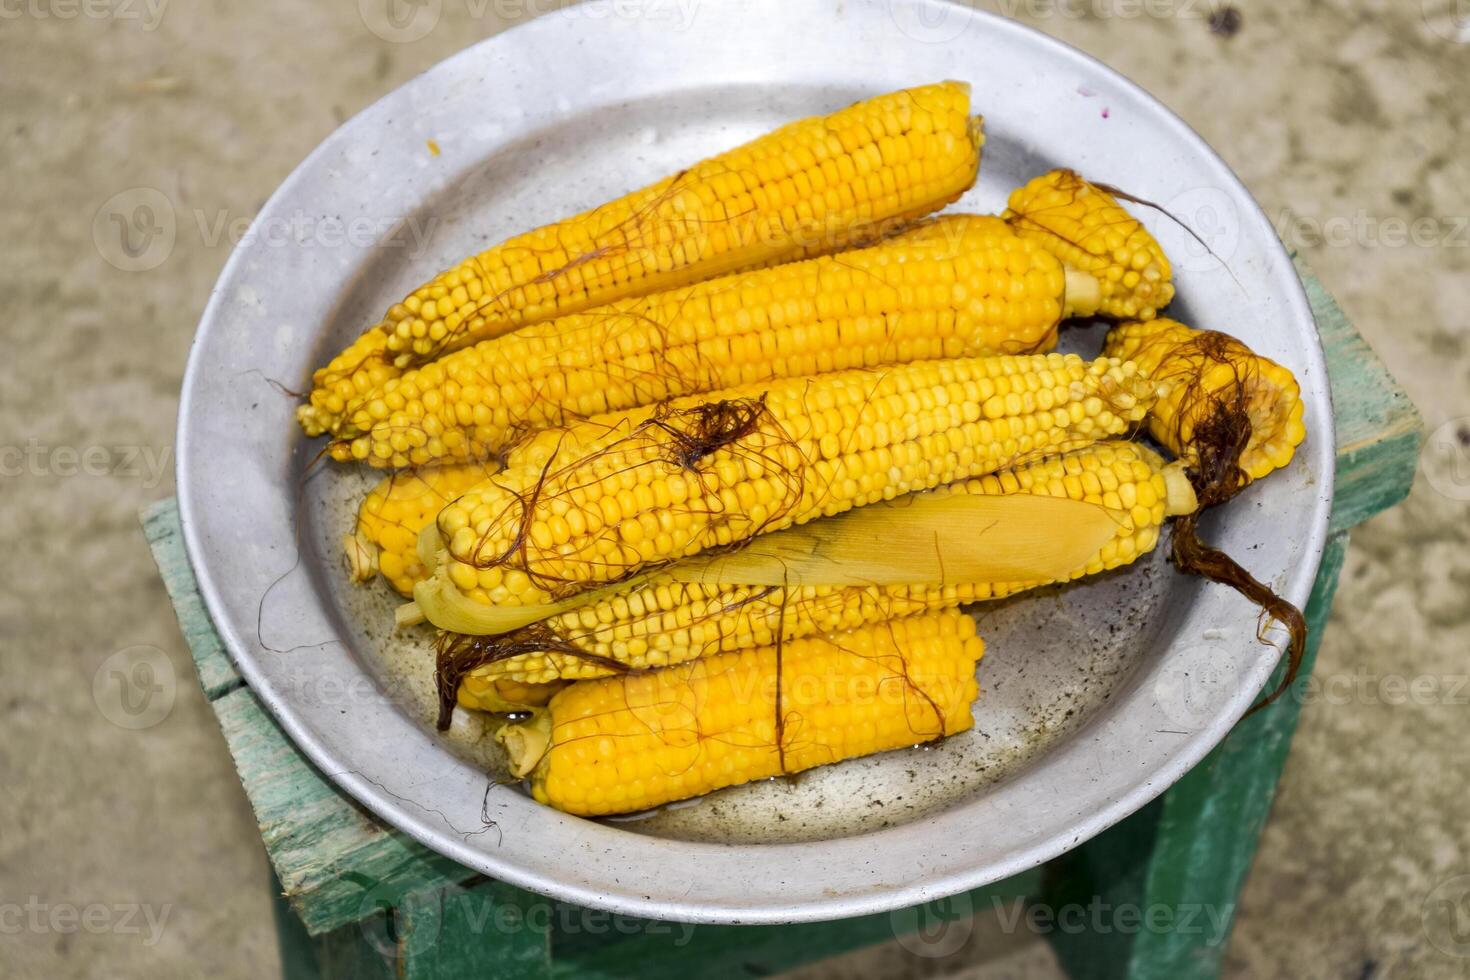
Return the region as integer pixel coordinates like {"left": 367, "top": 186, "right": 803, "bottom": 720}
{"left": 144, "top": 262, "right": 1420, "bottom": 980}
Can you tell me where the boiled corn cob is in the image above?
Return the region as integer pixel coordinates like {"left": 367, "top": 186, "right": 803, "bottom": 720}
{"left": 440, "top": 442, "right": 1192, "bottom": 697}
{"left": 1004, "top": 169, "right": 1174, "bottom": 320}
{"left": 330, "top": 216, "right": 1094, "bottom": 469}
{"left": 346, "top": 463, "right": 500, "bottom": 596}
{"left": 420, "top": 353, "right": 1156, "bottom": 612}
{"left": 497, "top": 611, "right": 984, "bottom": 816}
{"left": 1103, "top": 318, "right": 1305, "bottom": 483}
{"left": 299, "top": 82, "right": 984, "bottom": 437}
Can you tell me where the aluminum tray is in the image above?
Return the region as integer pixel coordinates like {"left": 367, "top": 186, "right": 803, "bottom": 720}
{"left": 177, "top": 0, "right": 1334, "bottom": 924}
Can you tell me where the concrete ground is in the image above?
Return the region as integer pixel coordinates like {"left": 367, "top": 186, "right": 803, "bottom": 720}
{"left": 1, "top": 1, "right": 1465, "bottom": 978}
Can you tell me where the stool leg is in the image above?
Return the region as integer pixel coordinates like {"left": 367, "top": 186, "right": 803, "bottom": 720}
{"left": 270, "top": 871, "right": 323, "bottom": 980}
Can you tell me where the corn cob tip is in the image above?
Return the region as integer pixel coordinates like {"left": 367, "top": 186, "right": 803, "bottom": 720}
{"left": 460, "top": 675, "right": 566, "bottom": 716}
{"left": 497, "top": 712, "right": 553, "bottom": 779}
{"left": 1104, "top": 318, "right": 1305, "bottom": 488}
{"left": 1063, "top": 268, "right": 1102, "bottom": 318}
{"left": 297, "top": 404, "right": 330, "bottom": 438}
{"left": 1004, "top": 169, "right": 1175, "bottom": 321}
{"left": 395, "top": 601, "right": 425, "bottom": 629}
{"left": 343, "top": 532, "right": 379, "bottom": 584}
{"left": 1161, "top": 461, "right": 1198, "bottom": 517}
{"left": 351, "top": 463, "right": 502, "bottom": 597}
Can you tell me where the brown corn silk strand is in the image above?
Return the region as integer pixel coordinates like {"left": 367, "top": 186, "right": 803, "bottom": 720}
{"left": 454, "top": 394, "right": 807, "bottom": 599}
{"left": 256, "top": 444, "right": 345, "bottom": 655}
{"left": 1087, "top": 179, "right": 1224, "bottom": 269}
{"left": 1022, "top": 171, "right": 1231, "bottom": 282}
{"left": 436, "top": 625, "right": 631, "bottom": 730}
{"left": 1155, "top": 331, "right": 1308, "bottom": 713}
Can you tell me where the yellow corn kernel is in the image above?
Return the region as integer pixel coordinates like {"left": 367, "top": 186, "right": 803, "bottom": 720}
{"left": 346, "top": 462, "right": 499, "bottom": 596}
{"left": 456, "top": 676, "right": 565, "bottom": 714}
{"left": 330, "top": 219, "right": 1069, "bottom": 469}
{"left": 427, "top": 353, "right": 1156, "bottom": 608}
{"left": 1104, "top": 318, "right": 1306, "bottom": 482}
{"left": 501, "top": 611, "right": 983, "bottom": 816}
{"left": 451, "top": 442, "right": 1191, "bottom": 687}
{"left": 1003, "top": 169, "right": 1174, "bottom": 321}
{"left": 298, "top": 82, "right": 984, "bottom": 437}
